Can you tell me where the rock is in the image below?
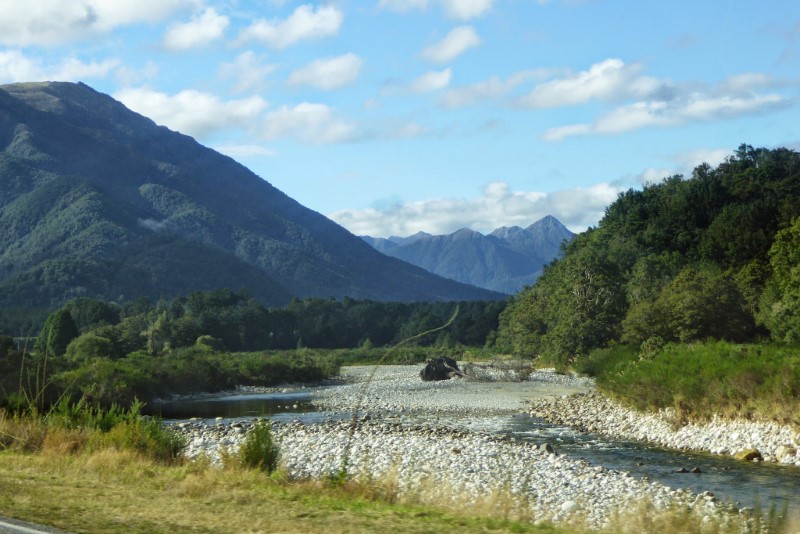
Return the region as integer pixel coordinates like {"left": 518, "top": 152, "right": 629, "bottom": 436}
{"left": 420, "top": 357, "right": 464, "bottom": 381}
{"left": 561, "top": 500, "right": 579, "bottom": 513}
{"left": 775, "top": 445, "right": 797, "bottom": 463}
{"left": 539, "top": 443, "right": 555, "bottom": 454}
{"left": 733, "top": 448, "right": 763, "bottom": 462}
{"left": 690, "top": 467, "right": 702, "bottom": 474}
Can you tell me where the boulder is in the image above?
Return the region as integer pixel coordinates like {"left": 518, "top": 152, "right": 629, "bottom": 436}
{"left": 776, "top": 445, "right": 798, "bottom": 463}
{"left": 420, "top": 357, "right": 464, "bottom": 381}
{"left": 733, "top": 448, "right": 763, "bottom": 462}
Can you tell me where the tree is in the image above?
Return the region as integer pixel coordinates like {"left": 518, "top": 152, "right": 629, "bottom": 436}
{"left": 623, "top": 265, "right": 754, "bottom": 344}
{"left": 36, "top": 309, "right": 79, "bottom": 357}
{"left": 758, "top": 216, "right": 800, "bottom": 343}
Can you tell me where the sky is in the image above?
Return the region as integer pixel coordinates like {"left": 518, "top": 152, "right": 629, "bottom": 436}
{"left": 1, "top": 1, "right": 799, "bottom": 237}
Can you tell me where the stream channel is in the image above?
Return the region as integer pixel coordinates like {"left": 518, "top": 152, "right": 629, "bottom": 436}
{"left": 154, "top": 388, "right": 800, "bottom": 515}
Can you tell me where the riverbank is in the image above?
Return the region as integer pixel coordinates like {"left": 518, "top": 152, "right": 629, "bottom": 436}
{"left": 172, "top": 365, "right": 748, "bottom": 530}
{"left": 177, "top": 418, "right": 722, "bottom": 530}
{"left": 528, "top": 392, "right": 800, "bottom": 466}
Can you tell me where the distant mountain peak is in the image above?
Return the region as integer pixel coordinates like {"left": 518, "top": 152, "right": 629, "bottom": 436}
{"left": 362, "top": 217, "right": 574, "bottom": 294}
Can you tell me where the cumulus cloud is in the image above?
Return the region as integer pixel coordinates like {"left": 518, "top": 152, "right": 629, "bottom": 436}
{"left": 422, "top": 25, "right": 481, "bottom": 63}
{"left": 219, "top": 51, "right": 276, "bottom": 93}
{"left": 439, "top": 0, "right": 494, "bottom": 20}
{"left": 543, "top": 92, "right": 788, "bottom": 141}
{"left": 411, "top": 68, "right": 452, "bottom": 92}
{"left": 329, "top": 180, "right": 622, "bottom": 237}
{"left": 114, "top": 87, "right": 268, "bottom": 138}
{"left": 441, "top": 69, "right": 555, "bottom": 107}
{"left": 236, "top": 4, "right": 342, "bottom": 49}
{"left": 213, "top": 144, "right": 277, "bottom": 158}
{"left": 379, "top": 0, "right": 493, "bottom": 20}
{"left": 162, "top": 7, "right": 228, "bottom": 50}
{"left": 0, "top": 50, "right": 118, "bottom": 83}
{"left": 261, "top": 103, "right": 357, "bottom": 144}
{"left": 378, "top": 0, "right": 429, "bottom": 12}
{"left": 518, "top": 59, "right": 667, "bottom": 108}
{"left": 288, "top": 53, "right": 363, "bottom": 90}
{"left": 0, "top": 0, "right": 192, "bottom": 46}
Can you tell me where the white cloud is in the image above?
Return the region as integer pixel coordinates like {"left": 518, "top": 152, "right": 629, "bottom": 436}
{"left": 519, "top": 59, "right": 666, "bottom": 108}
{"left": 0, "top": 0, "right": 193, "bottom": 46}
{"left": 440, "top": 69, "right": 554, "bottom": 107}
{"left": 422, "top": 25, "right": 481, "bottom": 63}
{"left": 378, "top": 0, "right": 492, "bottom": 20}
{"left": 543, "top": 92, "right": 788, "bottom": 141}
{"left": 162, "top": 7, "right": 228, "bottom": 50}
{"left": 288, "top": 53, "right": 363, "bottom": 90}
{"left": 115, "top": 61, "right": 159, "bottom": 86}
{"left": 329, "top": 180, "right": 622, "bottom": 236}
{"left": 0, "top": 50, "right": 118, "bottom": 83}
{"left": 262, "top": 103, "right": 357, "bottom": 144}
{"left": 213, "top": 144, "right": 277, "bottom": 158}
{"left": 411, "top": 68, "right": 452, "bottom": 92}
{"left": 219, "top": 51, "right": 276, "bottom": 93}
{"left": 439, "top": 0, "right": 493, "bottom": 20}
{"left": 236, "top": 4, "right": 342, "bottom": 49}
{"left": 378, "top": 0, "right": 428, "bottom": 12}
{"left": 114, "top": 87, "right": 268, "bottom": 138}
{"left": 673, "top": 147, "right": 730, "bottom": 170}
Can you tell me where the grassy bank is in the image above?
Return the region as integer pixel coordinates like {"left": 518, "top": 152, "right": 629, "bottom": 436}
{"left": 577, "top": 341, "right": 800, "bottom": 426}
{"left": 0, "top": 406, "right": 559, "bottom": 534}
{"left": 3, "top": 408, "right": 797, "bottom": 534}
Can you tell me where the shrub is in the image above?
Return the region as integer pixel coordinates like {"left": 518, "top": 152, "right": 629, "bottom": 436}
{"left": 239, "top": 420, "right": 279, "bottom": 473}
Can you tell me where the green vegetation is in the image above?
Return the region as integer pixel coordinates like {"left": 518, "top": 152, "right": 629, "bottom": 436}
{"left": 577, "top": 342, "right": 800, "bottom": 425}
{"left": 496, "top": 145, "right": 800, "bottom": 422}
{"left": 239, "top": 420, "right": 280, "bottom": 473}
{"left": 0, "top": 290, "right": 502, "bottom": 409}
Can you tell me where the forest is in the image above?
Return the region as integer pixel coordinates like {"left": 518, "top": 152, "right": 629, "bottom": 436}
{"left": 497, "top": 144, "right": 800, "bottom": 360}
{"left": 0, "top": 292, "right": 504, "bottom": 408}
{"left": 495, "top": 144, "right": 800, "bottom": 421}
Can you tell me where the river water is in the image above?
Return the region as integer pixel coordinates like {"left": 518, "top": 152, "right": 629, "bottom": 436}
{"left": 153, "top": 390, "right": 800, "bottom": 515}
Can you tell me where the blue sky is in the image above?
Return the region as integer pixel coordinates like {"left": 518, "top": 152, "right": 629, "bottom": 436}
{"left": 1, "top": 1, "right": 798, "bottom": 237}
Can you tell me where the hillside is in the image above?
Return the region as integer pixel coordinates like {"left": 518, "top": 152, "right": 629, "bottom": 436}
{"left": 497, "top": 145, "right": 800, "bottom": 361}
{"left": 362, "top": 216, "right": 574, "bottom": 294}
{"left": 0, "top": 82, "right": 502, "bottom": 308}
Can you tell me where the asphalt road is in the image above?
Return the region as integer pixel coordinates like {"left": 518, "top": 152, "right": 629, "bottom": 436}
{"left": 0, "top": 516, "right": 68, "bottom": 534}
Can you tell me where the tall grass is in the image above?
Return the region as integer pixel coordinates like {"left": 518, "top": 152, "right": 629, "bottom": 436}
{"left": 578, "top": 341, "right": 800, "bottom": 425}
{"left": 0, "top": 400, "right": 185, "bottom": 462}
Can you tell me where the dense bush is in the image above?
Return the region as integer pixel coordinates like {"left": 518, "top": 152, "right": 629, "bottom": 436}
{"left": 239, "top": 420, "right": 280, "bottom": 473}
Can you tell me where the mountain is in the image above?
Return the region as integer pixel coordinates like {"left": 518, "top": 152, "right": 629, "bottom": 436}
{"left": 361, "top": 216, "right": 574, "bottom": 294}
{"left": 0, "top": 81, "right": 503, "bottom": 308}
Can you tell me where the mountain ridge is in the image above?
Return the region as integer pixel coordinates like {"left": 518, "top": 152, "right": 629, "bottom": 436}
{"left": 0, "top": 81, "right": 503, "bottom": 307}
{"left": 360, "top": 216, "right": 574, "bottom": 294}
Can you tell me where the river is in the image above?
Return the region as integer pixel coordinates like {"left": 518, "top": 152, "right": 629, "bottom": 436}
{"left": 153, "top": 387, "right": 800, "bottom": 515}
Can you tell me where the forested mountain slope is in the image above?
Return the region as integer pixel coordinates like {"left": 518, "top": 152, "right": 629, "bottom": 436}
{"left": 498, "top": 145, "right": 800, "bottom": 361}
{"left": 0, "top": 82, "right": 502, "bottom": 308}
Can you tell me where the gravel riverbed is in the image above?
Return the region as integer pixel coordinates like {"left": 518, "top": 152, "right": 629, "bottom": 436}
{"left": 169, "top": 364, "right": 771, "bottom": 529}
{"left": 528, "top": 392, "right": 800, "bottom": 466}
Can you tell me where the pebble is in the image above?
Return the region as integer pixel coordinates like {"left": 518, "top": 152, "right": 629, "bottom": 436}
{"left": 527, "top": 392, "right": 800, "bottom": 466}
{"left": 165, "top": 365, "right": 753, "bottom": 529}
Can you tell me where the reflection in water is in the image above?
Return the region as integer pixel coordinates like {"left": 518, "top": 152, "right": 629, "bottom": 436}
{"left": 151, "top": 392, "right": 316, "bottom": 420}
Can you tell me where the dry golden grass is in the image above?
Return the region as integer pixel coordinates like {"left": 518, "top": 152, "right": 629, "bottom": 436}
{"left": 0, "top": 450, "right": 564, "bottom": 534}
